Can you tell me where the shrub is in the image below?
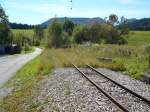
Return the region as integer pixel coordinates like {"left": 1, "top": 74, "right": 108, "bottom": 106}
{"left": 34, "top": 40, "right": 40, "bottom": 46}
{"left": 72, "top": 25, "right": 89, "bottom": 44}
{"left": 24, "top": 43, "right": 31, "bottom": 51}
{"left": 62, "top": 32, "right": 71, "bottom": 47}
{"left": 112, "top": 58, "right": 126, "bottom": 71}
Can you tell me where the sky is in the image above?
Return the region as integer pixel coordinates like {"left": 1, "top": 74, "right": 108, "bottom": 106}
{"left": 0, "top": 0, "right": 150, "bottom": 24}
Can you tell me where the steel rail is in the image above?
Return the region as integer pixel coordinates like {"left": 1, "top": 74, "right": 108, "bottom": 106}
{"left": 87, "top": 65, "right": 150, "bottom": 105}
{"left": 73, "top": 64, "right": 129, "bottom": 112}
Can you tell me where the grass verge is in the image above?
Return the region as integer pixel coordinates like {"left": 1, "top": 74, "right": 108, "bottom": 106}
{"left": 21, "top": 47, "right": 35, "bottom": 54}
{"left": 0, "top": 52, "right": 53, "bottom": 112}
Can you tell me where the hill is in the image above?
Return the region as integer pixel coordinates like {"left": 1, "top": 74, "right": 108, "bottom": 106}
{"left": 42, "top": 17, "right": 150, "bottom": 31}
{"left": 42, "top": 17, "right": 105, "bottom": 27}
{"left": 10, "top": 17, "right": 150, "bottom": 30}
{"left": 127, "top": 18, "right": 150, "bottom": 30}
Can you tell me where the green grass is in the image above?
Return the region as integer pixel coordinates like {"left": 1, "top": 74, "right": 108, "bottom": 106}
{"left": 128, "top": 31, "right": 150, "bottom": 46}
{"left": 21, "top": 47, "right": 35, "bottom": 54}
{"left": 12, "top": 29, "right": 34, "bottom": 39}
{"left": 12, "top": 29, "right": 48, "bottom": 47}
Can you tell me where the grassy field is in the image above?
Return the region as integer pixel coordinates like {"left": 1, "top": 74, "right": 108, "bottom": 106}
{"left": 12, "top": 29, "right": 48, "bottom": 47}
{"left": 12, "top": 29, "right": 34, "bottom": 38}
{"left": 128, "top": 31, "right": 150, "bottom": 46}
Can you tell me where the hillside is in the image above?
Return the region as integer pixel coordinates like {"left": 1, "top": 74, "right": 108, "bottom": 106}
{"left": 42, "top": 17, "right": 150, "bottom": 31}
{"left": 9, "top": 17, "right": 150, "bottom": 30}
{"left": 127, "top": 18, "right": 150, "bottom": 30}
{"left": 42, "top": 17, "right": 105, "bottom": 27}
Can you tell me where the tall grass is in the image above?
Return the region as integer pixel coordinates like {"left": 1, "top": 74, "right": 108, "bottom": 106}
{"left": 39, "top": 44, "right": 148, "bottom": 79}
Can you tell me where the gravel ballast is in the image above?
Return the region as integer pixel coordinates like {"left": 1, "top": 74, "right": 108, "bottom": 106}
{"left": 83, "top": 68, "right": 150, "bottom": 112}
{"left": 27, "top": 68, "right": 150, "bottom": 112}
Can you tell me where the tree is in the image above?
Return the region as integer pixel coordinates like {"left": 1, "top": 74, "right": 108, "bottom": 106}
{"left": 108, "top": 14, "right": 118, "bottom": 26}
{"left": 63, "top": 17, "right": 75, "bottom": 36}
{"left": 34, "top": 25, "right": 44, "bottom": 46}
{"left": 89, "top": 23, "right": 102, "bottom": 43}
{"left": 47, "top": 18, "right": 63, "bottom": 48}
{"left": 34, "top": 25, "right": 44, "bottom": 40}
{"left": 0, "top": 5, "right": 9, "bottom": 24}
{"left": 119, "top": 16, "right": 129, "bottom": 35}
{"left": 0, "top": 5, "right": 12, "bottom": 45}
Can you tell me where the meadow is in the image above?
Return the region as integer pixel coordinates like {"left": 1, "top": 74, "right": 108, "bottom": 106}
{"left": 127, "top": 31, "right": 150, "bottom": 46}
{"left": 12, "top": 29, "right": 34, "bottom": 38}
{"left": 12, "top": 29, "right": 48, "bottom": 47}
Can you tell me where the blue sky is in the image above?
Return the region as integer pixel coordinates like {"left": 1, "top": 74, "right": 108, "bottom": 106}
{"left": 1, "top": 0, "right": 150, "bottom": 24}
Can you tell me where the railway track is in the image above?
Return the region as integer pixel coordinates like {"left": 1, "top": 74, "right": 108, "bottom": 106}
{"left": 73, "top": 64, "right": 150, "bottom": 112}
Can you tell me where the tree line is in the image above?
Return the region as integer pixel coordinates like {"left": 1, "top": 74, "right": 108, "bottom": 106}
{"left": 47, "top": 15, "right": 129, "bottom": 48}
{"left": 10, "top": 23, "right": 35, "bottom": 29}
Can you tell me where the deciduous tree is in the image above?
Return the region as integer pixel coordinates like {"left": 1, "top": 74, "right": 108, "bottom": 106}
{"left": 0, "top": 5, "right": 12, "bottom": 45}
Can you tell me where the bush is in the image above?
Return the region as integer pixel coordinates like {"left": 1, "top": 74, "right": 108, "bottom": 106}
{"left": 34, "top": 40, "right": 40, "bottom": 46}
{"left": 33, "top": 25, "right": 44, "bottom": 46}
{"left": 62, "top": 32, "right": 71, "bottom": 47}
{"left": 24, "top": 43, "right": 31, "bottom": 51}
{"left": 112, "top": 58, "right": 126, "bottom": 71}
{"left": 72, "top": 23, "right": 127, "bottom": 45}
{"left": 72, "top": 25, "right": 89, "bottom": 44}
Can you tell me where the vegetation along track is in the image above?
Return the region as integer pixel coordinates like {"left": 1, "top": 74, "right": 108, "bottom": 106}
{"left": 72, "top": 64, "right": 150, "bottom": 112}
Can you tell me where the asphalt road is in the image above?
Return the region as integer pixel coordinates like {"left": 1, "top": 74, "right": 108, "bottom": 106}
{"left": 0, "top": 48, "right": 42, "bottom": 87}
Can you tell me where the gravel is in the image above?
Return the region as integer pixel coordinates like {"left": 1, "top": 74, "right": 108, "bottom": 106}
{"left": 26, "top": 67, "right": 150, "bottom": 112}
{"left": 83, "top": 68, "right": 150, "bottom": 112}
{"left": 29, "top": 68, "right": 121, "bottom": 112}
{"left": 95, "top": 68, "right": 150, "bottom": 100}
